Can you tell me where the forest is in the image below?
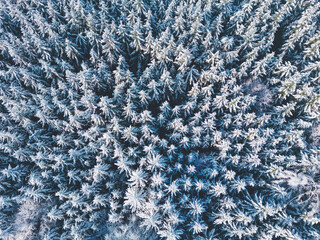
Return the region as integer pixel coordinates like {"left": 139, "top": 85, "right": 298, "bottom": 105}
{"left": 0, "top": 0, "right": 319, "bottom": 239}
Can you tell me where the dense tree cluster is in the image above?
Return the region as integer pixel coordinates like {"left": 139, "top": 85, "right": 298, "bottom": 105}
{"left": 0, "top": 0, "right": 320, "bottom": 239}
